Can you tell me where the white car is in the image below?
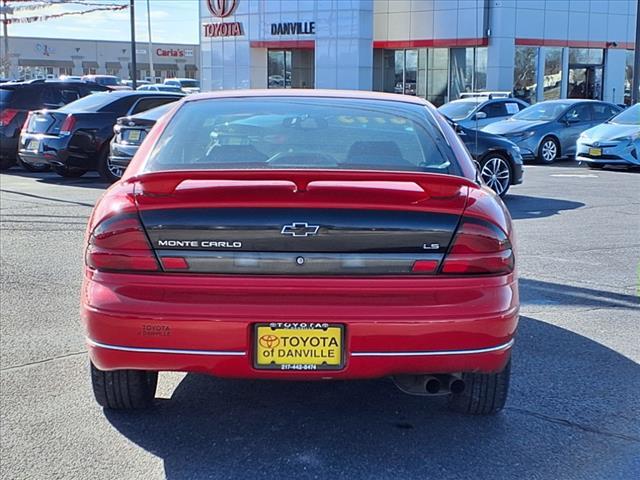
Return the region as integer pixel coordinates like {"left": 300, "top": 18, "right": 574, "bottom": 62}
{"left": 576, "top": 104, "right": 640, "bottom": 169}
{"left": 163, "top": 78, "right": 200, "bottom": 94}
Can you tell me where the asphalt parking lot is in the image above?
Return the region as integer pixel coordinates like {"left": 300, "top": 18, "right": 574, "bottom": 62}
{"left": 1, "top": 163, "right": 639, "bottom": 480}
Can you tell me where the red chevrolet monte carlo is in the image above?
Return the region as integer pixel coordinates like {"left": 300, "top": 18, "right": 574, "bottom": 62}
{"left": 82, "top": 90, "right": 518, "bottom": 415}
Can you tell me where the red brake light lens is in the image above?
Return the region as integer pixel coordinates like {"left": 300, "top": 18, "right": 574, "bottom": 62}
{"left": 86, "top": 213, "right": 159, "bottom": 272}
{"left": 441, "top": 218, "right": 514, "bottom": 275}
{"left": 0, "top": 108, "right": 18, "bottom": 127}
{"left": 60, "top": 114, "right": 76, "bottom": 135}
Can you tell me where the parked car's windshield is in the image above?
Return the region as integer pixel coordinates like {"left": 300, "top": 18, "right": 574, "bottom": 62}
{"left": 513, "top": 102, "right": 572, "bottom": 121}
{"left": 144, "top": 97, "right": 460, "bottom": 175}
{"left": 438, "top": 100, "right": 481, "bottom": 120}
{"left": 610, "top": 104, "right": 640, "bottom": 125}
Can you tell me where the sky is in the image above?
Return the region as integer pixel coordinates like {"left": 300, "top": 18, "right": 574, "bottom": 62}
{"left": 1, "top": 0, "right": 200, "bottom": 45}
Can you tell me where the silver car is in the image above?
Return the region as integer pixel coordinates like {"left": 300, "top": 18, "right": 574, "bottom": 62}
{"left": 437, "top": 96, "right": 529, "bottom": 129}
{"left": 576, "top": 103, "right": 640, "bottom": 169}
{"left": 482, "top": 100, "right": 622, "bottom": 163}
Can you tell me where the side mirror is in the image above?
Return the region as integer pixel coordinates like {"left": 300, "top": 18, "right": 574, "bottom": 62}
{"left": 474, "top": 111, "right": 487, "bottom": 120}
{"left": 454, "top": 123, "right": 465, "bottom": 135}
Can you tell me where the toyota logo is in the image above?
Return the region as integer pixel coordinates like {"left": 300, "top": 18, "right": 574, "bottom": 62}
{"left": 259, "top": 334, "right": 280, "bottom": 349}
{"left": 207, "top": 0, "right": 239, "bottom": 18}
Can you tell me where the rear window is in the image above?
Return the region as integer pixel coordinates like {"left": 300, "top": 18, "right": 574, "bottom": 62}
{"left": 144, "top": 97, "right": 459, "bottom": 175}
{"left": 0, "top": 88, "right": 14, "bottom": 104}
{"left": 58, "top": 92, "right": 117, "bottom": 112}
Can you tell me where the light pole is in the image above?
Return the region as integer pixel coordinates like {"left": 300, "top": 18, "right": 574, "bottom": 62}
{"left": 146, "top": 0, "right": 154, "bottom": 83}
{"left": 1, "top": 0, "right": 11, "bottom": 79}
{"left": 130, "top": 0, "right": 137, "bottom": 89}
{"left": 633, "top": 0, "right": 640, "bottom": 104}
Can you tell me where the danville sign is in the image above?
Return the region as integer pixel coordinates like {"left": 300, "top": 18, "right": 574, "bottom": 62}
{"left": 270, "top": 21, "right": 315, "bottom": 35}
{"left": 203, "top": 0, "right": 243, "bottom": 38}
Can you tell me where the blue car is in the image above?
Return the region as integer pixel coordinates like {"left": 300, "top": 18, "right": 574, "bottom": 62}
{"left": 576, "top": 104, "right": 640, "bottom": 169}
{"left": 437, "top": 95, "right": 529, "bottom": 129}
{"left": 482, "top": 100, "right": 622, "bottom": 163}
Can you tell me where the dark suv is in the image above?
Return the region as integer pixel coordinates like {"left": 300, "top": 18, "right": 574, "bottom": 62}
{"left": 0, "top": 80, "right": 109, "bottom": 170}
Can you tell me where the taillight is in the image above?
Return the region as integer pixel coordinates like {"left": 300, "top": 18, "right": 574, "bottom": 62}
{"left": 0, "top": 108, "right": 18, "bottom": 127}
{"left": 441, "top": 218, "right": 514, "bottom": 275}
{"left": 86, "top": 213, "right": 159, "bottom": 272}
{"left": 60, "top": 114, "right": 76, "bottom": 135}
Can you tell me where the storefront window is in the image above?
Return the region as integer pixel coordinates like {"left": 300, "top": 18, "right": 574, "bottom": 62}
{"left": 83, "top": 67, "right": 97, "bottom": 75}
{"left": 568, "top": 48, "right": 603, "bottom": 100}
{"left": 543, "top": 48, "right": 562, "bottom": 100}
{"left": 514, "top": 46, "right": 537, "bottom": 104}
{"left": 268, "top": 50, "right": 292, "bottom": 89}
{"left": 475, "top": 47, "right": 487, "bottom": 91}
{"left": 382, "top": 50, "right": 418, "bottom": 96}
{"left": 268, "top": 49, "right": 313, "bottom": 89}
{"left": 625, "top": 50, "right": 634, "bottom": 105}
{"left": 427, "top": 48, "right": 448, "bottom": 106}
{"left": 449, "top": 48, "right": 474, "bottom": 99}
{"left": 404, "top": 50, "right": 418, "bottom": 95}
{"left": 59, "top": 67, "right": 73, "bottom": 76}
{"left": 569, "top": 48, "right": 603, "bottom": 65}
{"left": 449, "top": 47, "right": 487, "bottom": 99}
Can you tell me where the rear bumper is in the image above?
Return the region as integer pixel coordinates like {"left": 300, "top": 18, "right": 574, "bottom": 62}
{"left": 108, "top": 141, "right": 136, "bottom": 168}
{"left": 18, "top": 132, "right": 96, "bottom": 170}
{"left": 82, "top": 271, "right": 519, "bottom": 379}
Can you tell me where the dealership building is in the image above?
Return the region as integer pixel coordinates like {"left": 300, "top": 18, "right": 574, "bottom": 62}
{"left": 200, "top": 0, "right": 637, "bottom": 105}
{"left": 5, "top": 36, "right": 200, "bottom": 83}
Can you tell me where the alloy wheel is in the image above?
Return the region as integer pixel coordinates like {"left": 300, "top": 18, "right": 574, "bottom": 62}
{"left": 541, "top": 139, "right": 557, "bottom": 163}
{"left": 480, "top": 156, "right": 511, "bottom": 197}
{"left": 106, "top": 157, "right": 125, "bottom": 179}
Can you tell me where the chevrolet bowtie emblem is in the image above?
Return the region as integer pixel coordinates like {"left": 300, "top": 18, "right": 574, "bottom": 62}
{"left": 281, "top": 222, "right": 320, "bottom": 237}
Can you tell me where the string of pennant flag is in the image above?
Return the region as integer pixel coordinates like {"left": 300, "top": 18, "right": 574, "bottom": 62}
{"left": 1, "top": 3, "right": 128, "bottom": 25}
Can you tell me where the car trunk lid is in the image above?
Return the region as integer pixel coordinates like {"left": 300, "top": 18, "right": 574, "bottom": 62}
{"left": 23, "top": 109, "right": 68, "bottom": 135}
{"left": 131, "top": 170, "right": 473, "bottom": 275}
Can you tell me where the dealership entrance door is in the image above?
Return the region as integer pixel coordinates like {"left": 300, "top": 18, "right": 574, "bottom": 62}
{"left": 267, "top": 49, "right": 314, "bottom": 89}
{"left": 567, "top": 48, "right": 604, "bottom": 100}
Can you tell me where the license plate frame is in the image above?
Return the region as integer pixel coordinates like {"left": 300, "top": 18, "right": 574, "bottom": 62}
{"left": 253, "top": 323, "right": 345, "bottom": 371}
{"left": 589, "top": 147, "right": 602, "bottom": 156}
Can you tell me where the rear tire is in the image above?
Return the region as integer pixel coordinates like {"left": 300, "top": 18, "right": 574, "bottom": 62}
{"left": 18, "top": 158, "right": 50, "bottom": 173}
{"left": 538, "top": 137, "right": 559, "bottom": 164}
{"left": 0, "top": 157, "right": 16, "bottom": 170}
{"left": 447, "top": 360, "right": 511, "bottom": 415}
{"left": 53, "top": 165, "right": 87, "bottom": 178}
{"left": 91, "top": 362, "right": 158, "bottom": 410}
{"left": 97, "top": 147, "right": 123, "bottom": 183}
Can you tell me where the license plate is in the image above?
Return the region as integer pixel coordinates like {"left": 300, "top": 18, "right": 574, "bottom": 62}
{"left": 126, "top": 130, "right": 141, "bottom": 142}
{"left": 26, "top": 139, "right": 40, "bottom": 151}
{"left": 589, "top": 147, "right": 602, "bottom": 156}
{"left": 254, "top": 323, "right": 344, "bottom": 370}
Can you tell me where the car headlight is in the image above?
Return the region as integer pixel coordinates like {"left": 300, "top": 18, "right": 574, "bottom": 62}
{"left": 611, "top": 132, "right": 640, "bottom": 143}
{"left": 507, "top": 130, "right": 536, "bottom": 140}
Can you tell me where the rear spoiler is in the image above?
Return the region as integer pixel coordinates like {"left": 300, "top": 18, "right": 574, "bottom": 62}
{"left": 128, "top": 169, "right": 479, "bottom": 196}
